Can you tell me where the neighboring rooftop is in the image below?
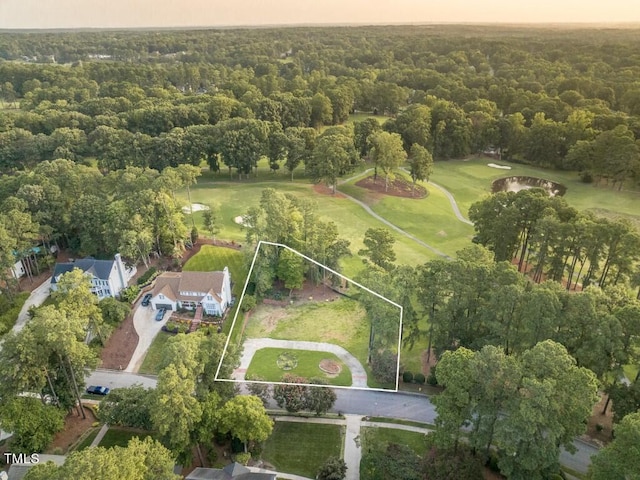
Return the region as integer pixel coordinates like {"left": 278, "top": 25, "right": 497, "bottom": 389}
{"left": 185, "top": 462, "right": 275, "bottom": 480}
{"left": 51, "top": 257, "right": 115, "bottom": 284}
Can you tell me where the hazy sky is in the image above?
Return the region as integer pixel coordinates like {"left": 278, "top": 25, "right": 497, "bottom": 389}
{"left": 1, "top": 0, "right": 640, "bottom": 29}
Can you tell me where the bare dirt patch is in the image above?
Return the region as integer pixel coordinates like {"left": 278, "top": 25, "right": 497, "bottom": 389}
{"left": 319, "top": 359, "right": 342, "bottom": 377}
{"left": 312, "top": 183, "right": 346, "bottom": 198}
{"left": 46, "top": 406, "right": 97, "bottom": 454}
{"left": 421, "top": 349, "right": 437, "bottom": 376}
{"left": 296, "top": 281, "right": 342, "bottom": 303}
{"left": 263, "top": 309, "right": 288, "bottom": 334}
{"left": 100, "top": 312, "right": 138, "bottom": 370}
{"left": 584, "top": 393, "right": 614, "bottom": 446}
{"left": 355, "top": 175, "right": 427, "bottom": 199}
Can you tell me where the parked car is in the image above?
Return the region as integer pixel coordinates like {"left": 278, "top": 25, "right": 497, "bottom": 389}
{"left": 86, "top": 385, "right": 110, "bottom": 395}
{"left": 141, "top": 293, "right": 153, "bottom": 306}
{"left": 155, "top": 308, "right": 166, "bottom": 321}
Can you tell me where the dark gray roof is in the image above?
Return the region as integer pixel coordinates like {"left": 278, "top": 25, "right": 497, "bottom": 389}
{"left": 51, "top": 257, "right": 115, "bottom": 284}
{"left": 185, "top": 463, "right": 275, "bottom": 480}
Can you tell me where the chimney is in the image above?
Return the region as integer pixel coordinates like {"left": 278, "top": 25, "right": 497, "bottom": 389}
{"left": 114, "top": 253, "right": 126, "bottom": 291}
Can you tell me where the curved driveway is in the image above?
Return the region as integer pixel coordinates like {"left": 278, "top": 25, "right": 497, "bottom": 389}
{"left": 125, "top": 303, "right": 169, "bottom": 373}
{"left": 233, "top": 338, "right": 368, "bottom": 388}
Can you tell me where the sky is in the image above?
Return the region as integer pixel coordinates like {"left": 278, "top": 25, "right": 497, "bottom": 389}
{"left": 1, "top": 0, "right": 640, "bottom": 29}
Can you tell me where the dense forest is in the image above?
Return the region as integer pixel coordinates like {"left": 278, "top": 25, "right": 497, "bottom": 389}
{"left": 1, "top": 25, "right": 640, "bottom": 479}
{"left": 0, "top": 26, "right": 639, "bottom": 186}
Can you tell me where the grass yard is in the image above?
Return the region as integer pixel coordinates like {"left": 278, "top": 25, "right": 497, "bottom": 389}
{"left": 246, "top": 348, "right": 353, "bottom": 386}
{"left": 72, "top": 427, "right": 101, "bottom": 451}
{"left": 261, "top": 422, "right": 343, "bottom": 478}
{"left": 241, "top": 299, "right": 397, "bottom": 389}
{"left": 243, "top": 300, "right": 371, "bottom": 368}
{"left": 98, "top": 427, "right": 156, "bottom": 449}
{"left": 623, "top": 364, "right": 639, "bottom": 382}
{"left": 138, "top": 331, "right": 173, "bottom": 375}
{"left": 361, "top": 426, "right": 430, "bottom": 456}
{"left": 183, "top": 245, "right": 247, "bottom": 297}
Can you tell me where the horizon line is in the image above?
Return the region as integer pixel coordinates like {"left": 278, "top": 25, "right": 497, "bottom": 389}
{"left": 2, "top": 20, "right": 640, "bottom": 32}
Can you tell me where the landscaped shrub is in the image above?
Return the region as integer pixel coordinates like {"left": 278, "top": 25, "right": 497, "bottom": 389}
{"left": 371, "top": 351, "right": 398, "bottom": 384}
{"left": 402, "top": 371, "right": 414, "bottom": 383}
{"left": 235, "top": 452, "right": 251, "bottom": 465}
{"left": 426, "top": 365, "right": 438, "bottom": 385}
{"left": 414, "top": 373, "right": 426, "bottom": 384}
{"left": 241, "top": 295, "right": 256, "bottom": 312}
{"left": 119, "top": 285, "right": 140, "bottom": 303}
{"left": 99, "top": 297, "right": 131, "bottom": 327}
{"left": 136, "top": 266, "right": 158, "bottom": 285}
{"left": 0, "top": 292, "right": 29, "bottom": 336}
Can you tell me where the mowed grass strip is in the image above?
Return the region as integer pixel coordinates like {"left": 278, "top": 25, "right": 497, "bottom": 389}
{"left": 261, "top": 422, "right": 343, "bottom": 478}
{"left": 138, "top": 331, "right": 173, "bottom": 375}
{"left": 246, "top": 348, "right": 353, "bottom": 386}
{"left": 98, "top": 427, "right": 156, "bottom": 449}
{"left": 361, "top": 426, "right": 430, "bottom": 456}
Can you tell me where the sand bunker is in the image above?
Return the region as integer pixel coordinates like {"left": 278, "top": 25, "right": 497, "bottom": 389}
{"left": 181, "top": 203, "right": 210, "bottom": 214}
{"left": 487, "top": 163, "right": 512, "bottom": 170}
{"left": 234, "top": 216, "right": 244, "bottom": 225}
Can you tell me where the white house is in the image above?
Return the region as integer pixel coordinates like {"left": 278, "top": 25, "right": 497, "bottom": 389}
{"left": 50, "top": 254, "right": 136, "bottom": 300}
{"left": 150, "top": 267, "right": 232, "bottom": 316}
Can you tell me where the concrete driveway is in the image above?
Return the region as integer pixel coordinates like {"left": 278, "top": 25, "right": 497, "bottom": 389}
{"left": 13, "top": 277, "right": 52, "bottom": 333}
{"left": 125, "top": 304, "right": 169, "bottom": 373}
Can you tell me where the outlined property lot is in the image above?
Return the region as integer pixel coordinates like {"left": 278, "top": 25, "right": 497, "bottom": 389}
{"left": 215, "top": 241, "right": 403, "bottom": 392}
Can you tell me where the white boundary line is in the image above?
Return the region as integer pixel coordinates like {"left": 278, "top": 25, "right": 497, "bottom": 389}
{"left": 214, "top": 240, "right": 404, "bottom": 392}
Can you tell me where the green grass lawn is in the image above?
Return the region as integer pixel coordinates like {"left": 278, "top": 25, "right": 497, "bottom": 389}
{"left": 361, "top": 426, "right": 430, "bottom": 456}
{"left": 261, "top": 422, "right": 343, "bottom": 478}
{"left": 623, "top": 364, "right": 639, "bottom": 382}
{"left": 138, "top": 331, "right": 173, "bottom": 375}
{"left": 72, "top": 427, "right": 101, "bottom": 451}
{"left": 241, "top": 298, "right": 397, "bottom": 389}
{"left": 430, "top": 156, "right": 640, "bottom": 221}
{"left": 246, "top": 348, "right": 353, "bottom": 386}
{"left": 243, "top": 300, "right": 370, "bottom": 369}
{"left": 340, "top": 171, "right": 475, "bottom": 258}
{"left": 98, "top": 427, "right": 156, "bottom": 449}
{"left": 178, "top": 178, "right": 436, "bottom": 279}
{"left": 183, "top": 245, "right": 247, "bottom": 297}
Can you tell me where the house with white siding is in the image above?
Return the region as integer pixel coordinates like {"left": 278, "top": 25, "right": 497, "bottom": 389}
{"left": 150, "top": 267, "right": 232, "bottom": 316}
{"left": 50, "top": 254, "right": 136, "bottom": 299}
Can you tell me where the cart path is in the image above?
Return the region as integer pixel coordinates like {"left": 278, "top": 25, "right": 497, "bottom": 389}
{"left": 233, "top": 338, "right": 368, "bottom": 388}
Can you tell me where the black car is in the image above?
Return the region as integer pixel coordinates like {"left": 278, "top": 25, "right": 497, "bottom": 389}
{"left": 141, "top": 293, "right": 153, "bottom": 307}
{"left": 86, "top": 385, "right": 110, "bottom": 395}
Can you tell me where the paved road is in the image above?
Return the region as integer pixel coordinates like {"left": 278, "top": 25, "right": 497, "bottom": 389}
{"left": 233, "top": 338, "right": 368, "bottom": 387}
{"left": 86, "top": 370, "right": 597, "bottom": 474}
{"left": 13, "top": 277, "right": 52, "bottom": 333}
{"left": 126, "top": 303, "right": 168, "bottom": 373}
